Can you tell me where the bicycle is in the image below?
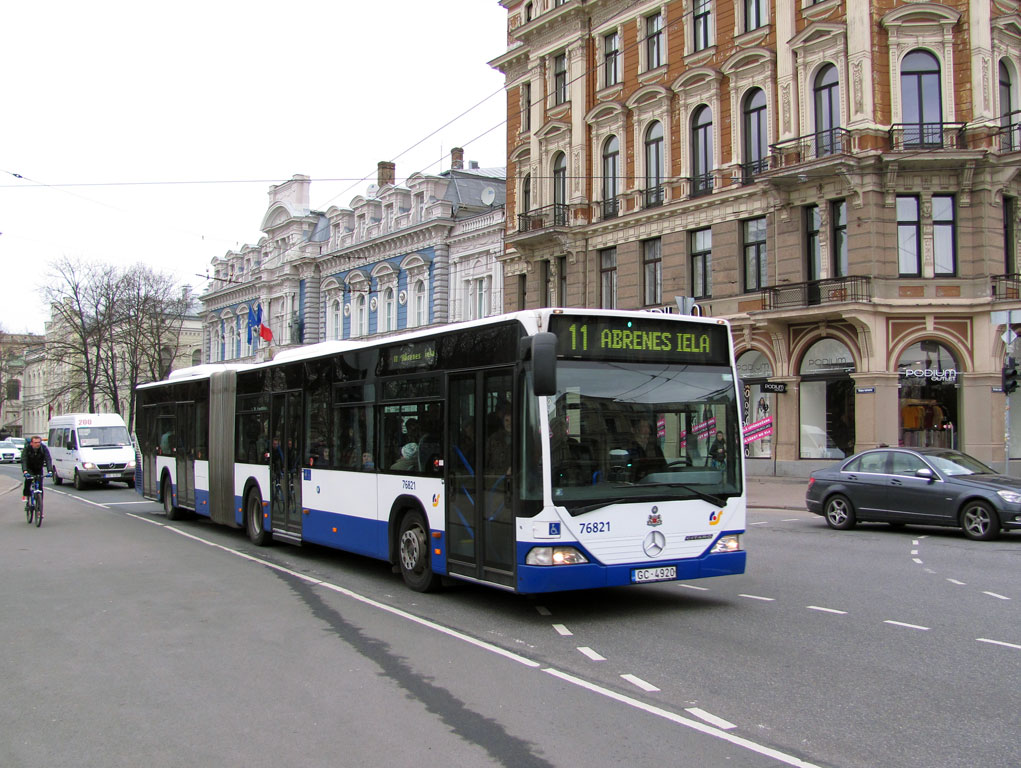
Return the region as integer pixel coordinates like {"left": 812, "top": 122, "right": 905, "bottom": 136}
{"left": 24, "top": 472, "right": 50, "bottom": 527}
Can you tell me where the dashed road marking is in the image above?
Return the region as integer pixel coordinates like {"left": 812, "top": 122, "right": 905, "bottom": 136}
{"left": 884, "top": 620, "right": 930, "bottom": 631}
{"left": 552, "top": 623, "right": 573, "bottom": 636}
{"left": 977, "top": 638, "right": 1021, "bottom": 650}
{"left": 536, "top": 606, "right": 552, "bottom": 616}
{"left": 678, "top": 583, "right": 709, "bottom": 591}
{"left": 808, "top": 605, "right": 847, "bottom": 615}
{"left": 577, "top": 646, "right": 606, "bottom": 661}
{"left": 739, "top": 594, "right": 775, "bottom": 602}
{"left": 947, "top": 578, "right": 966, "bottom": 585}
{"left": 983, "top": 591, "right": 1010, "bottom": 601}
{"left": 685, "top": 707, "right": 737, "bottom": 730}
{"left": 621, "top": 673, "right": 660, "bottom": 692}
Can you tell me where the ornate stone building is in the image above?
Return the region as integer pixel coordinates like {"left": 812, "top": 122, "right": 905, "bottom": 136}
{"left": 201, "top": 151, "right": 506, "bottom": 361}
{"left": 490, "top": 0, "right": 1021, "bottom": 474}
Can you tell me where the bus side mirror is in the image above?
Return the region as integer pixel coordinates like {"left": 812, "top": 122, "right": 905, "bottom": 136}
{"left": 530, "top": 332, "right": 557, "bottom": 396}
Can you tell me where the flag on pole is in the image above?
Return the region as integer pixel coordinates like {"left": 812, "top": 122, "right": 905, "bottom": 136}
{"left": 247, "top": 305, "right": 259, "bottom": 345}
{"left": 259, "top": 316, "right": 273, "bottom": 342}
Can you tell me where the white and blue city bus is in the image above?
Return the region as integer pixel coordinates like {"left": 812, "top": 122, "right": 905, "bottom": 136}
{"left": 135, "top": 308, "right": 745, "bottom": 593}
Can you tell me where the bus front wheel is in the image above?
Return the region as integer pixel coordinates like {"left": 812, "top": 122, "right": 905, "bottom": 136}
{"left": 246, "top": 489, "right": 271, "bottom": 546}
{"left": 398, "top": 510, "right": 440, "bottom": 593}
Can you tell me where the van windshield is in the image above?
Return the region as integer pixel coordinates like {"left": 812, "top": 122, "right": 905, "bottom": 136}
{"left": 78, "top": 426, "right": 131, "bottom": 447}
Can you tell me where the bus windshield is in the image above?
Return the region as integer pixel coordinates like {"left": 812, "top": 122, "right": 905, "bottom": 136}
{"left": 547, "top": 361, "right": 740, "bottom": 513}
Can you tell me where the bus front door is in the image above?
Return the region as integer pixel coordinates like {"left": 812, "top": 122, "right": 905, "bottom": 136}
{"left": 175, "top": 402, "right": 195, "bottom": 509}
{"left": 270, "top": 391, "right": 303, "bottom": 540}
{"left": 446, "top": 370, "right": 515, "bottom": 588}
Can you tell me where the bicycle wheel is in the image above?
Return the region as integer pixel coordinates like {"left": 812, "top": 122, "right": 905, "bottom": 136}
{"left": 35, "top": 492, "right": 43, "bottom": 527}
{"left": 25, "top": 495, "right": 33, "bottom": 525}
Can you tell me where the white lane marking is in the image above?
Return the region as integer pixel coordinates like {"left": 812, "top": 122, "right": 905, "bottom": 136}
{"left": 947, "top": 578, "right": 966, "bottom": 585}
{"left": 50, "top": 488, "right": 110, "bottom": 509}
{"left": 124, "top": 511, "right": 824, "bottom": 768}
{"left": 535, "top": 606, "right": 552, "bottom": 616}
{"left": 983, "top": 591, "right": 1011, "bottom": 601}
{"left": 910, "top": 549, "right": 918, "bottom": 555}
{"left": 884, "top": 620, "right": 930, "bottom": 631}
{"left": 749, "top": 521, "right": 769, "bottom": 526}
{"left": 739, "top": 594, "right": 776, "bottom": 602}
{"left": 977, "top": 638, "right": 1021, "bottom": 650}
{"left": 577, "top": 646, "right": 606, "bottom": 661}
{"left": 781, "top": 518, "right": 800, "bottom": 522}
{"left": 552, "top": 623, "right": 573, "bottom": 636}
{"left": 807, "top": 605, "right": 847, "bottom": 615}
{"left": 912, "top": 540, "right": 920, "bottom": 545}
{"left": 686, "top": 707, "right": 737, "bottom": 730}
{"left": 128, "top": 514, "right": 165, "bottom": 527}
{"left": 543, "top": 668, "right": 823, "bottom": 768}
{"left": 104, "top": 501, "right": 152, "bottom": 506}
{"left": 678, "top": 583, "right": 709, "bottom": 591}
{"left": 621, "top": 674, "right": 660, "bottom": 692}
{"left": 912, "top": 558, "right": 923, "bottom": 564}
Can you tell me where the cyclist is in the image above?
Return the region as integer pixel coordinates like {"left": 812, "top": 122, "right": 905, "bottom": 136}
{"left": 21, "top": 435, "right": 54, "bottom": 507}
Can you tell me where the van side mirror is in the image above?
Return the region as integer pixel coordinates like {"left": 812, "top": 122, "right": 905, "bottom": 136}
{"left": 915, "top": 467, "right": 935, "bottom": 483}
{"left": 529, "top": 332, "right": 557, "bottom": 396}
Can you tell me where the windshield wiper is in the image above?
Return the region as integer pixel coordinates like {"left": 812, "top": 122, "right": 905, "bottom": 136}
{"left": 635, "top": 482, "right": 726, "bottom": 507}
{"left": 571, "top": 498, "right": 635, "bottom": 515}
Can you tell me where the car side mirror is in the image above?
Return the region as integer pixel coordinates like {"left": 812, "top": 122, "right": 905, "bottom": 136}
{"left": 915, "top": 467, "right": 935, "bottom": 483}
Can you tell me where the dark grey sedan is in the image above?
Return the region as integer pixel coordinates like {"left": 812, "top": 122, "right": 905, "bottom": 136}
{"left": 806, "top": 447, "right": 1021, "bottom": 541}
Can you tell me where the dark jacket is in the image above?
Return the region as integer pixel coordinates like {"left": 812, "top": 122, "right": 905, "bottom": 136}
{"left": 22, "top": 443, "right": 53, "bottom": 475}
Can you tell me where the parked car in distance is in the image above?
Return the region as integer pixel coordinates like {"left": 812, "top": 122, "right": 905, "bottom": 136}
{"left": 0, "top": 440, "right": 18, "bottom": 463}
{"left": 806, "top": 447, "right": 1021, "bottom": 541}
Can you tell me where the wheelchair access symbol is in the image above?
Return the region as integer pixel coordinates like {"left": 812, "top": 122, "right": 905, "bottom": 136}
{"left": 548, "top": 522, "right": 561, "bottom": 536}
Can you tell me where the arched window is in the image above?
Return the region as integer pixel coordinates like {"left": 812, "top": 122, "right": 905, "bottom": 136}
{"left": 644, "top": 121, "right": 664, "bottom": 207}
{"left": 552, "top": 153, "right": 567, "bottom": 224}
{"left": 1001, "top": 60, "right": 1019, "bottom": 152}
{"left": 522, "top": 173, "right": 531, "bottom": 214}
{"left": 330, "top": 298, "right": 341, "bottom": 340}
{"left": 691, "top": 106, "right": 713, "bottom": 196}
{"left": 901, "top": 50, "right": 942, "bottom": 147}
{"left": 742, "top": 88, "right": 768, "bottom": 181}
{"left": 602, "top": 135, "right": 619, "bottom": 217}
{"left": 353, "top": 294, "right": 366, "bottom": 337}
{"left": 226, "top": 324, "right": 237, "bottom": 361}
{"left": 383, "top": 288, "right": 395, "bottom": 333}
{"left": 414, "top": 279, "right": 427, "bottom": 327}
{"left": 814, "top": 64, "right": 840, "bottom": 156}
{"left": 191, "top": 349, "right": 202, "bottom": 366}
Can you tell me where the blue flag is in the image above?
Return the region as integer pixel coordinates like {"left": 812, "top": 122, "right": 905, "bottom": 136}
{"left": 247, "top": 305, "right": 262, "bottom": 345}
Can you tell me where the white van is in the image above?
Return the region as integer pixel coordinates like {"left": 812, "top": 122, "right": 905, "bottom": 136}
{"left": 47, "top": 413, "right": 136, "bottom": 489}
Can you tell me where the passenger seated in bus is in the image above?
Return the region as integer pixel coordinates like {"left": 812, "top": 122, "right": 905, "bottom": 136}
{"left": 391, "top": 442, "right": 419, "bottom": 471}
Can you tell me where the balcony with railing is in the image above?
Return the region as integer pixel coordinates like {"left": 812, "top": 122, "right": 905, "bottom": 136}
{"left": 888, "top": 122, "right": 967, "bottom": 151}
{"left": 769, "top": 128, "right": 852, "bottom": 169}
{"left": 689, "top": 173, "right": 714, "bottom": 198}
{"left": 740, "top": 158, "right": 770, "bottom": 185}
{"left": 760, "top": 276, "right": 872, "bottom": 311}
{"left": 992, "top": 274, "right": 1021, "bottom": 300}
{"left": 999, "top": 112, "right": 1021, "bottom": 152}
{"left": 643, "top": 185, "right": 665, "bottom": 208}
{"left": 516, "top": 203, "right": 569, "bottom": 233}
{"left": 600, "top": 197, "right": 620, "bottom": 220}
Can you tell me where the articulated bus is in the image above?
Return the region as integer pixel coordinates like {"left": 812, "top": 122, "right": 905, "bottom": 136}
{"left": 135, "top": 309, "right": 746, "bottom": 593}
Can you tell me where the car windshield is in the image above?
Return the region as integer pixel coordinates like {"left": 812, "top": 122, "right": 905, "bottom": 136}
{"left": 545, "top": 361, "right": 741, "bottom": 514}
{"left": 0, "top": 441, "right": 14, "bottom": 448}
{"left": 925, "top": 450, "right": 996, "bottom": 476}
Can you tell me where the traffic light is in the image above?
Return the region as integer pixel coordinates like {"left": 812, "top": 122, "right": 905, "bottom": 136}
{"left": 1003, "top": 357, "right": 1019, "bottom": 395}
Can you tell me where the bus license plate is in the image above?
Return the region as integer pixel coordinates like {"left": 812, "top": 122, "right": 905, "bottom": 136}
{"left": 632, "top": 566, "right": 676, "bottom": 583}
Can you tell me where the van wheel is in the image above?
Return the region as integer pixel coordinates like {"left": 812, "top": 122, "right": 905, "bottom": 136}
{"left": 73, "top": 470, "right": 85, "bottom": 490}
{"left": 53, "top": 471, "right": 62, "bottom": 486}
{"left": 162, "top": 476, "right": 182, "bottom": 521}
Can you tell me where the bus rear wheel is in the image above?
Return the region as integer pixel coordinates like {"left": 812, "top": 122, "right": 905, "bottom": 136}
{"left": 398, "top": 510, "right": 440, "bottom": 593}
{"left": 246, "top": 489, "right": 271, "bottom": 546}
{"left": 162, "top": 477, "right": 182, "bottom": 521}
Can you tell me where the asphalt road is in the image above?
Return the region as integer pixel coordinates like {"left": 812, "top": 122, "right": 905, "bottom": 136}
{"left": 1, "top": 464, "right": 1017, "bottom": 768}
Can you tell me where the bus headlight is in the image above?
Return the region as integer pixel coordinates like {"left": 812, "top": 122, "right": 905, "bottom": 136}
{"left": 526, "top": 546, "right": 589, "bottom": 566}
{"left": 710, "top": 534, "right": 743, "bottom": 554}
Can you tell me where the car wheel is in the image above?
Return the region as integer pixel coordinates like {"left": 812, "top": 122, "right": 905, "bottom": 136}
{"left": 246, "top": 489, "right": 271, "bottom": 546}
{"left": 824, "top": 494, "right": 856, "bottom": 530}
{"left": 398, "top": 510, "right": 441, "bottom": 593}
{"left": 960, "top": 501, "right": 1000, "bottom": 541}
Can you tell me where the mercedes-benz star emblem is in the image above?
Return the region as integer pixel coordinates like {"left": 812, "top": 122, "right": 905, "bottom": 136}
{"left": 643, "top": 530, "right": 666, "bottom": 557}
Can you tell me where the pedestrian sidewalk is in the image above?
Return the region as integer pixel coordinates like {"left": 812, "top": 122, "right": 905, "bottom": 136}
{"left": 746, "top": 475, "right": 808, "bottom": 511}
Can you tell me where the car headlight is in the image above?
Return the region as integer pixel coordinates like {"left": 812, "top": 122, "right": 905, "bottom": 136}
{"left": 710, "top": 534, "right": 743, "bottom": 553}
{"left": 525, "top": 546, "right": 589, "bottom": 566}
{"left": 127, "top": 460, "right": 136, "bottom": 469}
{"left": 82, "top": 462, "right": 96, "bottom": 470}
{"left": 996, "top": 489, "right": 1021, "bottom": 504}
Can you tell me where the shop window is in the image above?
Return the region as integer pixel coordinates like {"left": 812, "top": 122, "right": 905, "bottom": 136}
{"left": 737, "top": 350, "right": 773, "bottom": 459}
{"left": 897, "top": 341, "right": 958, "bottom": 449}
{"left": 799, "top": 338, "right": 855, "bottom": 459}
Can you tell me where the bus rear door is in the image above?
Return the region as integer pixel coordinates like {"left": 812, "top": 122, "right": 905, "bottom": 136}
{"left": 269, "top": 391, "right": 303, "bottom": 541}
{"left": 175, "top": 402, "right": 195, "bottom": 509}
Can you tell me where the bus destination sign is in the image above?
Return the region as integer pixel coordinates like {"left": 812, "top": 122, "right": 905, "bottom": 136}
{"left": 385, "top": 340, "right": 437, "bottom": 372}
{"left": 549, "top": 315, "right": 729, "bottom": 365}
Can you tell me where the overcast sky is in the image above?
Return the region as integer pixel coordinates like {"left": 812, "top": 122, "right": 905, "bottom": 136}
{"left": 0, "top": 0, "right": 509, "bottom": 335}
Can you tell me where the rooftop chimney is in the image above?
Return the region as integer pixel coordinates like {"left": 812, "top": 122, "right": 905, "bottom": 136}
{"left": 377, "top": 161, "right": 396, "bottom": 188}
{"left": 451, "top": 147, "right": 464, "bottom": 170}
